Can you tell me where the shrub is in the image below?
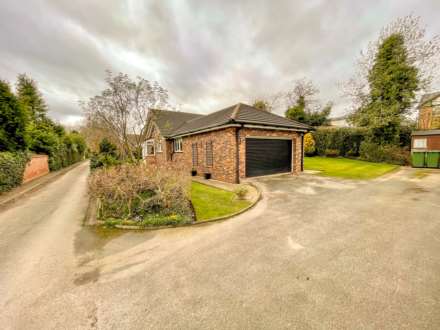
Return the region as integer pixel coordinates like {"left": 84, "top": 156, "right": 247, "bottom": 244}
{"left": 324, "top": 149, "right": 340, "bottom": 157}
{"left": 234, "top": 187, "right": 248, "bottom": 200}
{"left": 89, "top": 163, "right": 192, "bottom": 222}
{"left": 0, "top": 152, "right": 28, "bottom": 193}
{"left": 359, "top": 141, "right": 410, "bottom": 165}
{"left": 90, "top": 138, "right": 120, "bottom": 170}
{"left": 28, "top": 124, "right": 86, "bottom": 171}
{"left": 313, "top": 127, "right": 368, "bottom": 157}
{"left": 303, "top": 132, "right": 316, "bottom": 156}
{"left": 90, "top": 153, "right": 120, "bottom": 169}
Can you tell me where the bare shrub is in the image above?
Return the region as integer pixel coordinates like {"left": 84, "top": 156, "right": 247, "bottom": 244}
{"left": 89, "top": 163, "right": 191, "bottom": 221}
{"left": 234, "top": 187, "right": 248, "bottom": 200}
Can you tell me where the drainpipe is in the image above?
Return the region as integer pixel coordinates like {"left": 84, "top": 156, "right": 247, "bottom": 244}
{"left": 301, "top": 133, "right": 304, "bottom": 172}
{"left": 235, "top": 125, "right": 243, "bottom": 183}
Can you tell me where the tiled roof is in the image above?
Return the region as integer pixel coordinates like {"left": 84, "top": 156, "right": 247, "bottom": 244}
{"left": 150, "top": 109, "right": 203, "bottom": 137}
{"left": 168, "top": 103, "right": 310, "bottom": 137}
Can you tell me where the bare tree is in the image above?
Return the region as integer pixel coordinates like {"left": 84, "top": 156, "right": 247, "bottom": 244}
{"left": 285, "top": 77, "right": 319, "bottom": 109}
{"left": 82, "top": 71, "right": 169, "bottom": 159}
{"left": 342, "top": 14, "right": 440, "bottom": 112}
{"left": 252, "top": 99, "right": 272, "bottom": 112}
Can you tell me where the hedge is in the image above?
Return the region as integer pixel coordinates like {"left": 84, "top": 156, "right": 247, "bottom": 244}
{"left": 312, "top": 127, "right": 369, "bottom": 157}
{"left": 311, "top": 127, "right": 411, "bottom": 165}
{"left": 0, "top": 152, "right": 28, "bottom": 193}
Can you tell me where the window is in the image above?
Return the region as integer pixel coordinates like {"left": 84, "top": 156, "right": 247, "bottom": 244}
{"left": 205, "top": 141, "right": 213, "bottom": 166}
{"left": 174, "top": 138, "right": 183, "bottom": 152}
{"left": 143, "top": 140, "right": 155, "bottom": 158}
{"left": 192, "top": 143, "right": 198, "bottom": 166}
{"left": 156, "top": 140, "right": 163, "bottom": 153}
{"left": 413, "top": 138, "right": 427, "bottom": 149}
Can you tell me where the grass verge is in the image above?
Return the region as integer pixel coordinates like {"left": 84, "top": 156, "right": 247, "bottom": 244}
{"left": 304, "top": 156, "right": 398, "bottom": 180}
{"left": 191, "top": 182, "right": 251, "bottom": 221}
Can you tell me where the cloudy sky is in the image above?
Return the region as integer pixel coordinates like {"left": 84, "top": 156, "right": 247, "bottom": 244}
{"left": 1, "top": 0, "right": 439, "bottom": 124}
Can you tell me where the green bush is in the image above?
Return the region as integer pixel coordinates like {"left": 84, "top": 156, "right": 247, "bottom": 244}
{"left": 359, "top": 141, "right": 410, "bottom": 165}
{"left": 304, "top": 132, "right": 316, "bottom": 156}
{"left": 90, "top": 138, "right": 120, "bottom": 170}
{"left": 324, "top": 149, "right": 340, "bottom": 157}
{"left": 28, "top": 125, "right": 86, "bottom": 171}
{"left": 312, "top": 127, "right": 368, "bottom": 157}
{"left": 0, "top": 152, "right": 28, "bottom": 193}
{"left": 90, "top": 153, "right": 120, "bottom": 169}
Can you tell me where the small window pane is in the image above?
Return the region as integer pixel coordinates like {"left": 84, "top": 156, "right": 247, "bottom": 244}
{"left": 174, "top": 138, "right": 182, "bottom": 152}
{"left": 143, "top": 140, "right": 155, "bottom": 157}
{"left": 413, "top": 138, "right": 427, "bottom": 149}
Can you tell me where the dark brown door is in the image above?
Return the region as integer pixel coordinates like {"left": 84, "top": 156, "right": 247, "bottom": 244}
{"left": 245, "top": 138, "right": 292, "bottom": 177}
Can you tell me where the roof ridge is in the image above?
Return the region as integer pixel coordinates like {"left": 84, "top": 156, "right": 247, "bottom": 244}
{"left": 151, "top": 108, "right": 204, "bottom": 116}
{"left": 230, "top": 103, "right": 241, "bottom": 120}
{"left": 238, "top": 103, "right": 309, "bottom": 128}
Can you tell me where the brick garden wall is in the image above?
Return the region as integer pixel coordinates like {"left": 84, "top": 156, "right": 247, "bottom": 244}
{"left": 23, "top": 154, "right": 49, "bottom": 183}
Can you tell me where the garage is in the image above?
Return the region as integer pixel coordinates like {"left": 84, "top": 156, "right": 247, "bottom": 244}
{"left": 245, "top": 138, "right": 293, "bottom": 177}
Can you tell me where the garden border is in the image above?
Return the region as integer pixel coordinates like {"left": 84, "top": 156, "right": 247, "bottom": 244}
{"left": 89, "top": 181, "right": 262, "bottom": 230}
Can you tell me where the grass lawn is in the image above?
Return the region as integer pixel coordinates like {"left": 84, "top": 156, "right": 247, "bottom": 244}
{"left": 304, "top": 156, "right": 398, "bottom": 180}
{"left": 191, "top": 182, "right": 251, "bottom": 221}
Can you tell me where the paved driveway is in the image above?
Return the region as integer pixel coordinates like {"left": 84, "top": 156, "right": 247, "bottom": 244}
{"left": 1, "top": 165, "right": 439, "bottom": 329}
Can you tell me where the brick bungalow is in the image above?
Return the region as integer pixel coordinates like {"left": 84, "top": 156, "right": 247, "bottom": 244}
{"left": 412, "top": 92, "right": 440, "bottom": 151}
{"left": 143, "top": 103, "right": 311, "bottom": 183}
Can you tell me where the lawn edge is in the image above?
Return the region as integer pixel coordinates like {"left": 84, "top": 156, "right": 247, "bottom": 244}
{"left": 89, "top": 181, "right": 262, "bottom": 231}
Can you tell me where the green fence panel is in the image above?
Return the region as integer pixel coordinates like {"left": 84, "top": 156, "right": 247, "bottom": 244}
{"left": 426, "top": 152, "right": 440, "bottom": 168}
{"left": 411, "top": 152, "right": 426, "bottom": 168}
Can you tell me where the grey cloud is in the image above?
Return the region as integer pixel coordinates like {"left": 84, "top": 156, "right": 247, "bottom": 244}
{"left": 1, "top": 0, "right": 439, "bottom": 124}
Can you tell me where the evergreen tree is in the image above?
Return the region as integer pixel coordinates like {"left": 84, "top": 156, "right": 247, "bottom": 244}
{"left": 285, "top": 96, "right": 307, "bottom": 122}
{"left": 16, "top": 74, "right": 48, "bottom": 123}
{"left": 352, "top": 33, "right": 419, "bottom": 144}
{"left": 0, "top": 80, "right": 28, "bottom": 151}
{"left": 285, "top": 96, "right": 330, "bottom": 126}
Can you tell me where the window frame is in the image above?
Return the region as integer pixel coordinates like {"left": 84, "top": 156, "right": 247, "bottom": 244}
{"left": 192, "top": 143, "right": 198, "bottom": 166}
{"left": 156, "top": 140, "right": 163, "bottom": 153}
{"left": 174, "top": 138, "right": 183, "bottom": 153}
{"left": 144, "top": 139, "right": 155, "bottom": 157}
{"left": 205, "top": 141, "right": 213, "bottom": 167}
{"left": 413, "top": 138, "right": 427, "bottom": 149}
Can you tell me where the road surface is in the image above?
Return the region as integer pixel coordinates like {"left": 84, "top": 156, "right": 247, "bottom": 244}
{"left": 0, "top": 162, "right": 440, "bottom": 329}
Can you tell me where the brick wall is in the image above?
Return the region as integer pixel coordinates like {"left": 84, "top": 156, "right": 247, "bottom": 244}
{"left": 145, "top": 126, "right": 304, "bottom": 183}
{"left": 23, "top": 154, "right": 49, "bottom": 183}
{"left": 418, "top": 107, "right": 433, "bottom": 129}
{"left": 238, "top": 128, "right": 302, "bottom": 179}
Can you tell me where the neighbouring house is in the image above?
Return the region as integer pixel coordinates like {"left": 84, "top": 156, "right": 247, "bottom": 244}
{"left": 143, "top": 103, "right": 311, "bottom": 183}
{"left": 411, "top": 92, "right": 440, "bottom": 168}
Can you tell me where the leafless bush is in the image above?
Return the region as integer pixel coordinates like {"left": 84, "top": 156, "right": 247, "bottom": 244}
{"left": 234, "top": 187, "right": 248, "bottom": 200}
{"left": 89, "top": 163, "right": 191, "bottom": 220}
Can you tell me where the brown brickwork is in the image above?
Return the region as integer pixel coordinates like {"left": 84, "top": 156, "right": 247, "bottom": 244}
{"left": 145, "top": 126, "right": 304, "bottom": 183}
{"left": 238, "top": 128, "right": 302, "bottom": 179}
{"left": 23, "top": 154, "right": 49, "bottom": 183}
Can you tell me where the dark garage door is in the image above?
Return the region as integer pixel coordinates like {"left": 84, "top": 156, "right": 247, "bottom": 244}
{"left": 245, "top": 138, "right": 292, "bottom": 177}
